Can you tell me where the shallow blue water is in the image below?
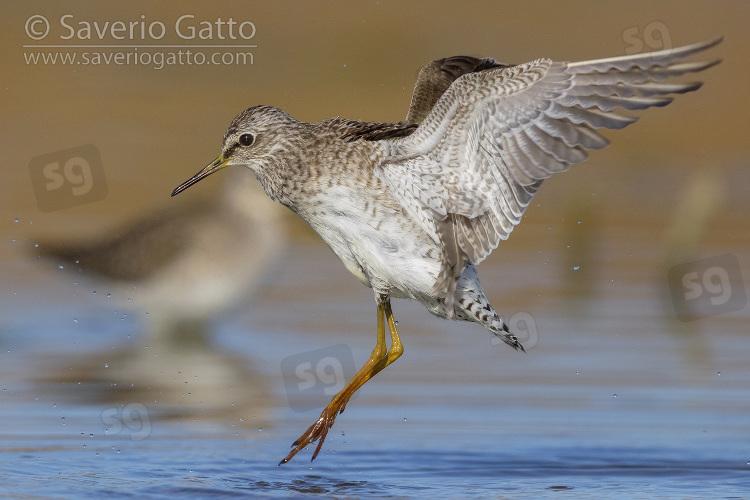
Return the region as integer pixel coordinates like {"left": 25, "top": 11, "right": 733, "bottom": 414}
{"left": 1, "top": 432, "right": 748, "bottom": 498}
{"left": 2, "top": 240, "right": 749, "bottom": 499}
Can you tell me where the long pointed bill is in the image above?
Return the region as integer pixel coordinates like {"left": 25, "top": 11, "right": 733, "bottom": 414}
{"left": 171, "top": 155, "right": 229, "bottom": 197}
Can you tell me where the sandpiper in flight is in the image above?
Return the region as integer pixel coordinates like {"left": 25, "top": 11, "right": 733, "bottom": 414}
{"left": 172, "top": 37, "right": 722, "bottom": 464}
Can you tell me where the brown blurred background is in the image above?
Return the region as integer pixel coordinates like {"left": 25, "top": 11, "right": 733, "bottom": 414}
{"left": 1, "top": 1, "right": 746, "bottom": 244}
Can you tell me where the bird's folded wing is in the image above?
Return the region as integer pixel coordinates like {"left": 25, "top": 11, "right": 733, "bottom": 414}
{"left": 380, "top": 37, "right": 721, "bottom": 301}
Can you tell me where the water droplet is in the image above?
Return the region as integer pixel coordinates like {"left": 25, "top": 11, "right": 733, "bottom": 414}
{"left": 13, "top": 218, "right": 18, "bottom": 223}
{"left": 73, "top": 318, "right": 78, "bottom": 323}
{"left": 612, "top": 394, "right": 617, "bottom": 398}
{"left": 403, "top": 417, "right": 407, "bottom": 422}
{"left": 717, "top": 372, "right": 721, "bottom": 377}
{"left": 92, "top": 291, "right": 96, "bottom": 295}
{"left": 104, "top": 363, "right": 109, "bottom": 368}
{"left": 577, "top": 221, "right": 581, "bottom": 224}
{"left": 258, "top": 427, "right": 263, "bottom": 432}
{"left": 106, "top": 293, "right": 111, "bottom": 298}
{"left": 575, "top": 371, "right": 580, "bottom": 375}
{"left": 58, "top": 265, "right": 64, "bottom": 270}
{"left": 573, "top": 266, "right": 580, "bottom": 271}
{"left": 89, "top": 434, "right": 94, "bottom": 438}
{"left": 394, "top": 321, "right": 399, "bottom": 326}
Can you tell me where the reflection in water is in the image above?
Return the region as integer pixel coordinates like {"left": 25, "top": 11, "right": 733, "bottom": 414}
{"left": 34, "top": 169, "right": 284, "bottom": 428}
{"left": 35, "top": 318, "right": 273, "bottom": 428}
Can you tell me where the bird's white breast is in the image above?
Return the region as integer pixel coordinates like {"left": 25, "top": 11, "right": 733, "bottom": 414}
{"left": 299, "top": 185, "right": 440, "bottom": 298}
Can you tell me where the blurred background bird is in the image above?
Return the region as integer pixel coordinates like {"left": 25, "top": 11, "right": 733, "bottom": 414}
{"left": 36, "top": 168, "right": 286, "bottom": 425}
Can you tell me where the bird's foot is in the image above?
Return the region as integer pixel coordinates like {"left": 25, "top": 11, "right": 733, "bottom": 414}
{"left": 278, "top": 402, "right": 340, "bottom": 465}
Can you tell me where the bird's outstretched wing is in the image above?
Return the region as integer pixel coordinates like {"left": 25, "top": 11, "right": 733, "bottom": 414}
{"left": 381, "top": 37, "right": 722, "bottom": 306}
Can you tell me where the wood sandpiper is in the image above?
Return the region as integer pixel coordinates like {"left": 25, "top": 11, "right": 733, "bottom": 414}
{"left": 171, "top": 37, "right": 721, "bottom": 464}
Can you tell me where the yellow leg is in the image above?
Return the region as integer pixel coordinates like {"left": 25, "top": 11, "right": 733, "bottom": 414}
{"left": 279, "top": 297, "right": 403, "bottom": 464}
{"left": 341, "top": 300, "right": 403, "bottom": 412}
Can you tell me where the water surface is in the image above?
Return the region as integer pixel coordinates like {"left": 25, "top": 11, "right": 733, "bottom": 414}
{"left": 2, "top": 234, "right": 749, "bottom": 499}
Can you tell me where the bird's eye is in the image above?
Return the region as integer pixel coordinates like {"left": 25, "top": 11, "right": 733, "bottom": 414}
{"left": 239, "top": 133, "right": 254, "bottom": 146}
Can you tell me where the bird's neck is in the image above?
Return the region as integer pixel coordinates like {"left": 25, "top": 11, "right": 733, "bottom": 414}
{"left": 254, "top": 136, "right": 311, "bottom": 211}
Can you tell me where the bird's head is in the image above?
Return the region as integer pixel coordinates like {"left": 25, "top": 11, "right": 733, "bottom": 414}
{"left": 171, "top": 105, "right": 300, "bottom": 197}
